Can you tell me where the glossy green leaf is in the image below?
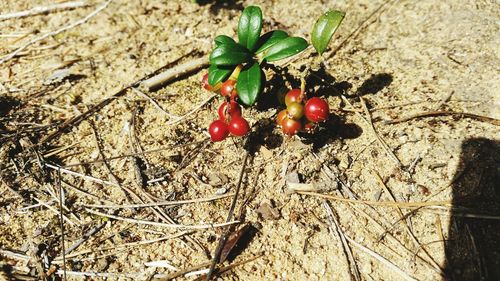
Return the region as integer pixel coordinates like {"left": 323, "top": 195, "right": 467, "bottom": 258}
{"left": 236, "top": 62, "right": 262, "bottom": 106}
{"left": 311, "top": 10, "right": 345, "bottom": 55}
{"left": 208, "top": 64, "right": 234, "bottom": 86}
{"left": 262, "top": 37, "right": 308, "bottom": 62}
{"left": 255, "top": 30, "right": 289, "bottom": 54}
{"left": 238, "top": 6, "right": 263, "bottom": 51}
{"left": 214, "top": 35, "right": 235, "bottom": 47}
{"left": 209, "top": 42, "right": 252, "bottom": 66}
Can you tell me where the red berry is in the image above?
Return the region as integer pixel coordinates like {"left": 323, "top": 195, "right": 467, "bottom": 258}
{"left": 284, "top": 89, "right": 303, "bottom": 107}
{"left": 218, "top": 101, "right": 242, "bottom": 121}
{"left": 276, "top": 109, "right": 288, "bottom": 126}
{"left": 209, "top": 120, "right": 229, "bottom": 142}
{"left": 281, "top": 117, "right": 302, "bottom": 136}
{"left": 228, "top": 117, "right": 250, "bottom": 137}
{"left": 218, "top": 102, "right": 228, "bottom": 121}
{"left": 287, "top": 102, "right": 304, "bottom": 120}
{"left": 202, "top": 73, "right": 222, "bottom": 92}
{"left": 221, "top": 79, "right": 236, "bottom": 97}
{"left": 201, "top": 73, "right": 213, "bottom": 91}
{"left": 302, "top": 120, "right": 315, "bottom": 132}
{"left": 228, "top": 100, "right": 242, "bottom": 117}
{"left": 304, "top": 97, "right": 329, "bottom": 123}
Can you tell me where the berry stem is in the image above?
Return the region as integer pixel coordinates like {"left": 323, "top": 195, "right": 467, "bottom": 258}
{"left": 300, "top": 76, "right": 306, "bottom": 100}
{"left": 229, "top": 64, "right": 243, "bottom": 80}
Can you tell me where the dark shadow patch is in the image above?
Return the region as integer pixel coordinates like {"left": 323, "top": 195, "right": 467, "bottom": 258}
{"left": 244, "top": 119, "right": 283, "bottom": 154}
{"left": 0, "top": 95, "right": 20, "bottom": 116}
{"left": 355, "top": 73, "right": 392, "bottom": 96}
{"left": 305, "top": 66, "right": 352, "bottom": 98}
{"left": 444, "top": 138, "right": 500, "bottom": 281}
{"left": 197, "top": 0, "right": 244, "bottom": 14}
{"left": 299, "top": 114, "right": 363, "bottom": 151}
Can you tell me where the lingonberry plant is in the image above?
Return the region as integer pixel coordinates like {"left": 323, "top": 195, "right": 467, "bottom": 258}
{"left": 203, "top": 6, "right": 345, "bottom": 141}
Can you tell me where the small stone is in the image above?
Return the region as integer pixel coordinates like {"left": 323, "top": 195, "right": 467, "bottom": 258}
{"left": 215, "top": 187, "right": 227, "bottom": 195}
{"left": 256, "top": 201, "right": 280, "bottom": 220}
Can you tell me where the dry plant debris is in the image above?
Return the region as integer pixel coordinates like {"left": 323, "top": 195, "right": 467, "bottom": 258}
{"left": 1, "top": 0, "right": 499, "bottom": 280}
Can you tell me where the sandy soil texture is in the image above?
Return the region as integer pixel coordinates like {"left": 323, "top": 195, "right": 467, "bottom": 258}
{"left": 1, "top": 0, "right": 499, "bottom": 280}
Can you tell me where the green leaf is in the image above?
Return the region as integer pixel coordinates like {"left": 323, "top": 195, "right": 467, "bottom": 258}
{"left": 238, "top": 6, "right": 263, "bottom": 51}
{"left": 311, "top": 10, "right": 345, "bottom": 55}
{"left": 208, "top": 64, "right": 234, "bottom": 86}
{"left": 236, "top": 62, "right": 262, "bottom": 106}
{"left": 209, "top": 42, "right": 252, "bottom": 66}
{"left": 262, "top": 37, "right": 308, "bottom": 62}
{"left": 255, "top": 30, "right": 289, "bottom": 54}
{"left": 214, "top": 35, "right": 235, "bottom": 47}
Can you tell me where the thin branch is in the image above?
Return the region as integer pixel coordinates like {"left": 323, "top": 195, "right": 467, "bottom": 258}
{"left": 53, "top": 231, "right": 190, "bottom": 262}
{"left": 373, "top": 171, "right": 444, "bottom": 274}
{"left": 206, "top": 149, "right": 250, "bottom": 280}
{"left": 0, "top": 1, "right": 87, "bottom": 21}
{"left": 45, "top": 163, "right": 119, "bottom": 187}
{"left": 84, "top": 208, "right": 239, "bottom": 230}
{"left": 359, "top": 97, "right": 402, "bottom": 167}
{"left": 139, "top": 57, "right": 209, "bottom": 91}
{"left": 0, "top": 0, "right": 111, "bottom": 65}
{"left": 79, "top": 193, "right": 233, "bottom": 209}
{"left": 384, "top": 111, "right": 500, "bottom": 126}
{"left": 131, "top": 88, "right": 181, "bottom": 121}
{"left": 56, "top": 171, "right": 67, "bottom": 280}
{"left": 297, "top": 191, "right": 452, "bottom": 208}
{"left": 62, "top": 140, "right": 207, "bottom": 168}
{"left": 166, "top": 93, "right": 217, "bottom": 125}
{"left": 323, "top": 201, "right": 361, "bottom": 281}
{"left": 344, "top": 235, "right": 418, "bottom": 281}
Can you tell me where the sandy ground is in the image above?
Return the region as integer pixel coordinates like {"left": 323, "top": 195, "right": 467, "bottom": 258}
{"left": 1, "top": 0, "right": 499, "bottom": 280}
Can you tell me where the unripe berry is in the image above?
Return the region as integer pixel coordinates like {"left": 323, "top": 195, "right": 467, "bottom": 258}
{"left": 281, "top": 117, "right": 302, "bottom": 136}
{"left": 287, "top": 102, "right": 304, "bottom": 120}
{"left": 284, "top": 89, "right": 303, "bottom": 107}
{"left": 276, "top": 109, "right": 288, "bottom": 126}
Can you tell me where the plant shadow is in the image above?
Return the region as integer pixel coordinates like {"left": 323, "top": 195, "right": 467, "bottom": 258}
{"left": 194, "top": 0, "right": 243, "bottom": 14}
{"left": 244, "top": 119, "right": 283, "bottom": 155}
{"left": 298, "top": 115, "right": 362, "bottom": 152}
{"left": 0, "top": 95, "right": 21, "bottom": 117}
{"left": 304, "top": 66, "right": 353, "bottom": 98}
{"left": 354, "top": 73, "right": 393, "bottom": 97}
{"left": 444, "top": 138, "right": 500, "bottom": 280}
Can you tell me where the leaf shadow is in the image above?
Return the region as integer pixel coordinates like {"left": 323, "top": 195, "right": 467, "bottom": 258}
{"left": 298, "top": 114, "right": 363, "bottom": 152}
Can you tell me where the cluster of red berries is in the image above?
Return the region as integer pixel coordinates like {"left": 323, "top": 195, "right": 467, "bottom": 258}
{"left": 277, "top": 89, "right": 329, "bottom": 136}
{"left": 202, "top": 73, "right": 250, "bottom": 142}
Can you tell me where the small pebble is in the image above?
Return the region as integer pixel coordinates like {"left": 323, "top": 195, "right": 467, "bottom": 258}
{"left": 215, "top": 187, "right": 227, "bottom": 195}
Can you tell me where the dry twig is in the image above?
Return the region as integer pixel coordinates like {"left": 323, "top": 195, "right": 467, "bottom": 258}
{"left": 323, "top": 201, "right": 361, "bottom": 281}
{"left": 384, "top": 111, "right": 500, "bottom": 126}
{"left": 0, "top": 1, "right": 87, "bottom": 21}
{"left": 140, "top": 57, "right": 209, "bottom": 91}
{"left": 344, "top": 235, "right": 418, "bottom": 281}
{"left": 373, "top": 172, "right": 444, "bottom": 275}
{"left": 84, "top": 208, "right": 238, "bottom": 230}
{"left": 297, "top": 191, "right": 452, "bottom": 208}
{"left": 206, "top": 149, "right": 250, "bottom": 280}
{"left": 359, "top": 97, "right": 403, "bottom": 167}
{"left": 0, "top": 0, "right": 111, "bottom": 65}
{"left": 80, "top": 193, "right": 233, "bottom": 209}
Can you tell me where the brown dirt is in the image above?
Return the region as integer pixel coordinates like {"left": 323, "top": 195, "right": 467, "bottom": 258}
{"left": 1, "top": 0, "right": 499, "bottom": 280}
